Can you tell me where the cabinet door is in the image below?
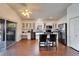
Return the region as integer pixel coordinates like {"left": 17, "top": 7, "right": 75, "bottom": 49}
{"left": 70, "top": 17, "right": 79, "bottom": 51}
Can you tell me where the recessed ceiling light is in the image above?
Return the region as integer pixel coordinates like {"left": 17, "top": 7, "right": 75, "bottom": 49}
{"left": 37, "top": 18, "right": 42, "bottom": 20}
{"left": 49, "top": 17, "right": 53, "bottom": 19}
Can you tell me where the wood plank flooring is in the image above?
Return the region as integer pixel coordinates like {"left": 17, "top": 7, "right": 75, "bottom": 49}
{"left": 3, "top": 39, "right": 79, "bottom": 56}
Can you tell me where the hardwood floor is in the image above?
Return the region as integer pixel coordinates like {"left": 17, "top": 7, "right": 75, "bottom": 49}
{"left": 3, "top": 39, "right": 79, "bottom": 56}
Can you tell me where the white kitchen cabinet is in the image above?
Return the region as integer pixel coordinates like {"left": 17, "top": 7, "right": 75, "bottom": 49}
{"left": 67, "top": 4, "right": 79, "bottom": 19}
{"left": 36, "top": 33, "right": 44, "bottom": 40}
{"left": 26, "top": 33, "right": 31, "bottom": 40}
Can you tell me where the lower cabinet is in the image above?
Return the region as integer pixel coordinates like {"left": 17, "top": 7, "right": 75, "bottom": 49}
{"left": 27, "top": 33, "right": 31, "bottom": 40}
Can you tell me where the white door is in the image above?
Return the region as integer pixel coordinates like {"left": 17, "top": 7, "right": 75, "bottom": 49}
{"left": 74, "top": 17, "right": 79, "bottom": 50}
{"left": 70, "top": 17, "right": 79, "bottom": 51}
{"left": 70, "top": 19, "right": 75, "bottom": 48}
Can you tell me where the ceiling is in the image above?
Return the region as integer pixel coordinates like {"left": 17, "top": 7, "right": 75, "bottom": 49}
{"left": 8, "top": 3, "right": 72, "bottom": 20}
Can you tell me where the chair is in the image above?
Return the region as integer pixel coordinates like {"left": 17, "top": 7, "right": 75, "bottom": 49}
{"left": 39, "top": 34, "right": 47, "bottom": 50}
{"left": 49, "top": 34, "right": 57, "bottom": 49}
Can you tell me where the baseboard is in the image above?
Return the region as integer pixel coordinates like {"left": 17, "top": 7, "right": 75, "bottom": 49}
{"left": 16, "top": 39, "right": 22, "bottom": 42}
{"left": 6, "top": 39, "right": 22, "bottom": 49}
{"left": 70, "top": 47, "right": 79, "bottom": 52}
{"left": 6, "top": 42, "right": 16, "bottom": 49}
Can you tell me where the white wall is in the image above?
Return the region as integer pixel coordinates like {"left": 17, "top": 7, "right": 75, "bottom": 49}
{"left": 57, "top": 15, "right": 67, "bottom": 24}
{"left": 67, "top": 3, "right": 79, "bottom": 48}
{"left": 67, "top": 3, "right": 79, "bottom": 19}
{"left": 56, "top": 15, "right": 67, "bottom": 29}
{"left": 0, "top": 4, "right": 22, "bottom": 42}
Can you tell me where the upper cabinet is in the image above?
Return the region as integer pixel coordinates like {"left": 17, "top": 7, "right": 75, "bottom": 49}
{"left": 67, "top": 4, "right": 79, "bottom": 19}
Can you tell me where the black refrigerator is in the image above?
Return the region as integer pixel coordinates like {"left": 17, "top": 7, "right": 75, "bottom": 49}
{"left": 6, "top": 21, "right": 16, "bottom": 47}
{"left": 0, "top": 19, "right": 5, "bottom": 53}
{"left": 58, "top": 23, "right": 67, "bottom": 46}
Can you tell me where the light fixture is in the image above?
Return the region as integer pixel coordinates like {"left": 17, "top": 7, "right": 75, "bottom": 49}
{"left": 21, "top": 9, "right": 32, "bottom": 18}
{"left": 49, "top": 17, "right": 53, "bottom": 19}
